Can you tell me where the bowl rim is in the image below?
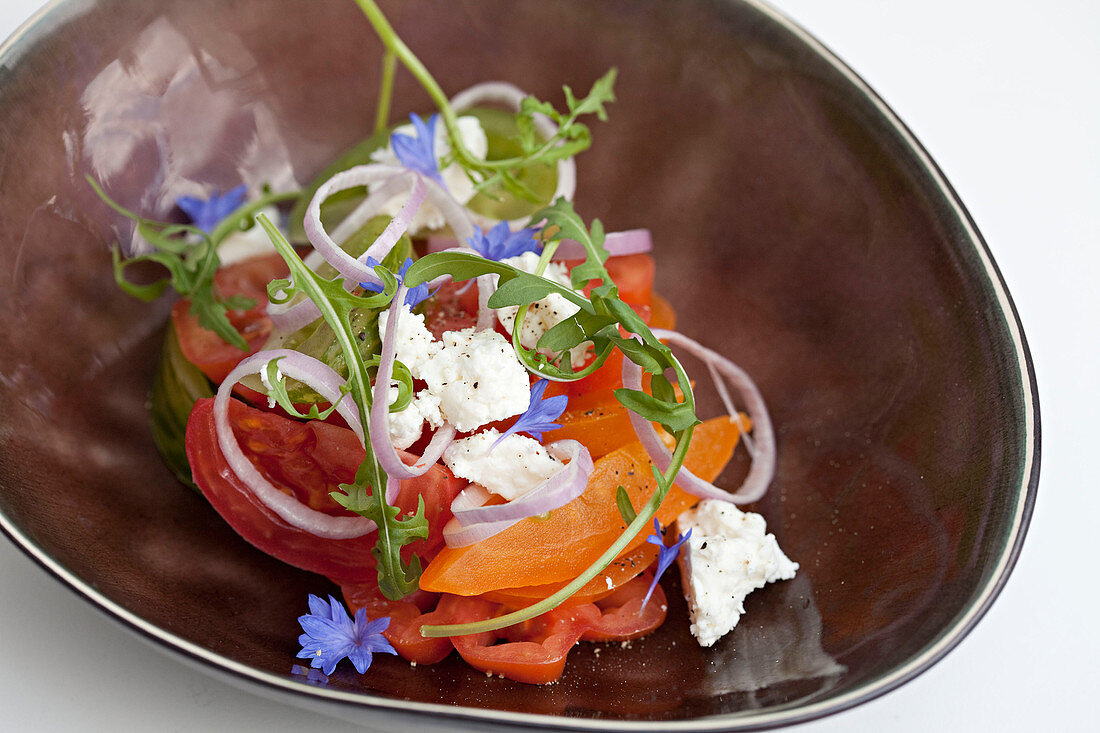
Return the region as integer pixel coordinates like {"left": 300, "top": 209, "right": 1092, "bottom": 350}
{"left": 0, "top": 0, "right": 1040, "bottom": 729}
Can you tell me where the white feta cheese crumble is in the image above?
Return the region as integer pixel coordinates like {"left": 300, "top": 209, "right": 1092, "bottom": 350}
{"left": 417, "top": 328, "right": 530, "bottom": 432}
{"left": 378, "top": 310, "right": 439, "bottom": 374}
{"left": 386, "top": 386, "right": 444, "bottom": 450}
{"left": 368, "top": 115, "right": 488, "bottom": 234}
{"left": 443, "top": 429, "right": 564, "bottom": 501}
{"left": 213, "top": 205, "right": 282, "bottom": 266}
{"left": 676, "top": 499, "right": 798, "bottom": 648}
{"left": 494, "top": 251, "right": 588, "bottom": 368}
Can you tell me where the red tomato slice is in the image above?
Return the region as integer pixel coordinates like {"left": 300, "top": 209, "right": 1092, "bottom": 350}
{"left": 185, "top": 397, "right": 465, "bottom": 583}
{"left": 426, "top": 574, "right": 667, "bottom": 684}
{"left": 172, "top": 254, "right": 288, "bottom": 383}
{"left": 421, "top": 279, "right": 479, "bottom": 339}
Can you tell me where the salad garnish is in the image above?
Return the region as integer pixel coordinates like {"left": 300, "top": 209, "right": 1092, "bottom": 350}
{"left": 91, "top": 0, "right": 794, "bottom": 684}
{"left": 390, "top": 114, "right": 445, "bottom": 185}
{"left": 177, "top": 185, "right": 248, "bottom": 234}
{"left": 642, "top": 519, "right": 691, "bottom": 611}
{"left": 467, "top": 220, "right": 542, "bottom": 261}
{"left": 489, "top": 378, "right": 567, "bottom": 449}
{"left": 297, "top": 594, "right": 396, "bottom": 675}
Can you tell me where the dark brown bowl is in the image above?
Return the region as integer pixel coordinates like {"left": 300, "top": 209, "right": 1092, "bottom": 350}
{"left": 0, "top": 0, "right": 1038, "bottom": 729}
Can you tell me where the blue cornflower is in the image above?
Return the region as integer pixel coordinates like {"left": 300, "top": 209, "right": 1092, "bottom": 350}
{"left": 391, "top": 113, "right": 444, "bottom": 184}
{"left": 176, "top": 184, "right": 247, "bottom": 233}
{"left": 361, "top": 257, "right": 436, "bottom": 308}
{"left": 490, "top": 378, "right": 568, "bottom": 450}
{"left": 642, "top": 519, "right": 692, "bottom": 610}
{"left": 467, "top": 220, "right": 542, "bottom": 261}
{"left": 296, "top": 594, "right": 396, "bottom": 675}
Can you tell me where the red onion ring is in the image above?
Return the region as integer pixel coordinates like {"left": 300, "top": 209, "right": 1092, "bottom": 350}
{"left": 550, "top": 229, "right": 653, "bottom": 261}
{"left": 621, "top": 330, "right": 775, "bottom": 504}
{"left": 450, "top": 439, "right": 593, "bottom": 526}
{"left": 214, "top": 350, "right": 375, "bottom": 539}
{"left": 303, "top": 167, "right": 424, "bottom": 286}
{"left": 443, "top": 485, "right": 522, "bottom": 548}
{"left": 369, "top": 283, "right": 457, "bottom": 480}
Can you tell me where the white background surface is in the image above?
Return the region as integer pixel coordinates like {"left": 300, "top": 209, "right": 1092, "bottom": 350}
{"left": 1, "top": 0, "right": 1096, "bottom": 730}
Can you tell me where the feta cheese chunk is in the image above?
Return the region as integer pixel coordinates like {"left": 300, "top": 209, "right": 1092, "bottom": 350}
{"left": 378, "top": 310, "right": 440, "bottom": 374}
{"left": 386, "top": 386, "right": 443, "bottom": 450}
{"left": 676, "top": 500, "right": 798, "bottom": 647}
{"left": 495, "top": 251, "right": 588, "bottom": 368}
{"left": 368, "top": 115, "right": 488, "bottom": 234}
{"left": 418, "top": 328, "right": 530, "bottom": 432}
{"left": 443, "top": 429, "right": 564, "bottom": 501}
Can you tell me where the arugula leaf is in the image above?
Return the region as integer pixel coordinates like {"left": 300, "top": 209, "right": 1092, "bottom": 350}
{"left": 90, "top": 175, "right": 297, "bottom": 351}
{"left": 334, "top": 472, "right": 429, "bottom": 600}
{"left": 614, "top": 387, "right": 701, "bottom": 433}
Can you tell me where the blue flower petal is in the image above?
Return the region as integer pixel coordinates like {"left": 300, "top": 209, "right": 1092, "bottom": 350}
{"left": 490, "top": 378, "right": 567, "bottom": 450}
{"left": 467, "top": 221, "right": 541, "bottom": 261}
{"left": 176, "top": 184, "right": 247, "bottom": 233}
{"left": 296, "top": 594, "right": 395, "bottom": 676}
{"left": 392, "top": 114, "right": 444, "bottom": 184}
{"left": 642, "top": 520, "right": 691, "bottom": 610}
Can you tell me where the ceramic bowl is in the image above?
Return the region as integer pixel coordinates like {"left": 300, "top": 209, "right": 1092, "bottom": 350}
{"left": 0, "top": 0, "right": 1039, "bottom": 729}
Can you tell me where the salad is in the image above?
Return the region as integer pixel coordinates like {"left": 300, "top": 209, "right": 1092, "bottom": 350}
{"left": 97, "top": 0, "right": 797, "bottom": 685}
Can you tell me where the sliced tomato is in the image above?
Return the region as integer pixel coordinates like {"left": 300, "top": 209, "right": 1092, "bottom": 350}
{"left": 483, "top": 543, "right": 658, "bottom": 607}
{"left": 550, "top": 387, "right": 636, "bottom": 460}
{"left": 421, "top": 279, "right": 479, "bottom": 339}
{"left": 429, "top": 574, "right": 667, "bottom": 684}
{"left": 172, "top": 254, "right": 288, "bottom": 383}
{"left": 185, "top": 397, "right": 465, "bottom": 583}
{"left": 435, "top": 595, "right": 598, "bottom": 684}
{"left": 583, "top": 572, "right": 667, "bottom": 642}
{"left": 561, "top": 253, "right": 655, "bottom": 307}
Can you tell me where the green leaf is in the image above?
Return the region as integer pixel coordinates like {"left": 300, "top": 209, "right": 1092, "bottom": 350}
{"left": 536, "top": 311, "right": 616, "bottom": 353}
{"left": 613, "top": 387, "right": 700, "bottom": 433}
{"left": 615, "top": 486, "right": 637, "bottom": 525}
{"left": 567, "top": 68, "right": 617, "bottom": 121}
{"left": 608, "top": 333, "right": 665, "bottom": 374}
{"left": 333, "top": 477, "right": 429, "bottom": 599}
{"left": 486, "top": 273, "right": 559, "bottom": 308}
{"left": 260, "top": 359, "right": 345, "bottom": 421}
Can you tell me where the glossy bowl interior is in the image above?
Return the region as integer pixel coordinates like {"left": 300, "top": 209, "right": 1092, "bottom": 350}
{"left": 0, "top": 0, "right": 1038, "bottom": 729}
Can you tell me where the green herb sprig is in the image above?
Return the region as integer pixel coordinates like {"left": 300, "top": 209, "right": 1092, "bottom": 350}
{"left": 353, "top": 0, "right": 615, "bottom": 203}
{"left": 258, "top": 215, "right": 428, "bottom": 600}
{"left": 88, "top": 176, "right": 296, "bottom": 350}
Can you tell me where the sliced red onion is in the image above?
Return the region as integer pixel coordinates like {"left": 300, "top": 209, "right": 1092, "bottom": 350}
{"left": 443, "top": 485, "right": 522, "bottom": 548}
{"left": 214, "top": 350, "right": 374, "bottom": 539}
{"left": 422, "top": 177, "right": 476, "bottom": 242}
{"left": 302, "top": 165, "right": 421, "bottom": 285}
{"left": 267, "top": 294, "right": 322, "bottom": 334}
{"left": 449, "top": 81, "right": 577, "bottom": 222}
{"left": 369, "top": 283, "right": 457, "bottom": 480}
{"left": 451, "top": 439, "right": 593, "bottom": 526}
{"left": 621, "top": 330, "right": 775, "bottom": 504}
{"left": 551, "top": 229, "right": 653, "bottom": 261}
{"left": 328, "top": 175, "right": 411, "bottom": 248}
{"left": 476, "top": 272, "right": 497, "bottom": 332}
